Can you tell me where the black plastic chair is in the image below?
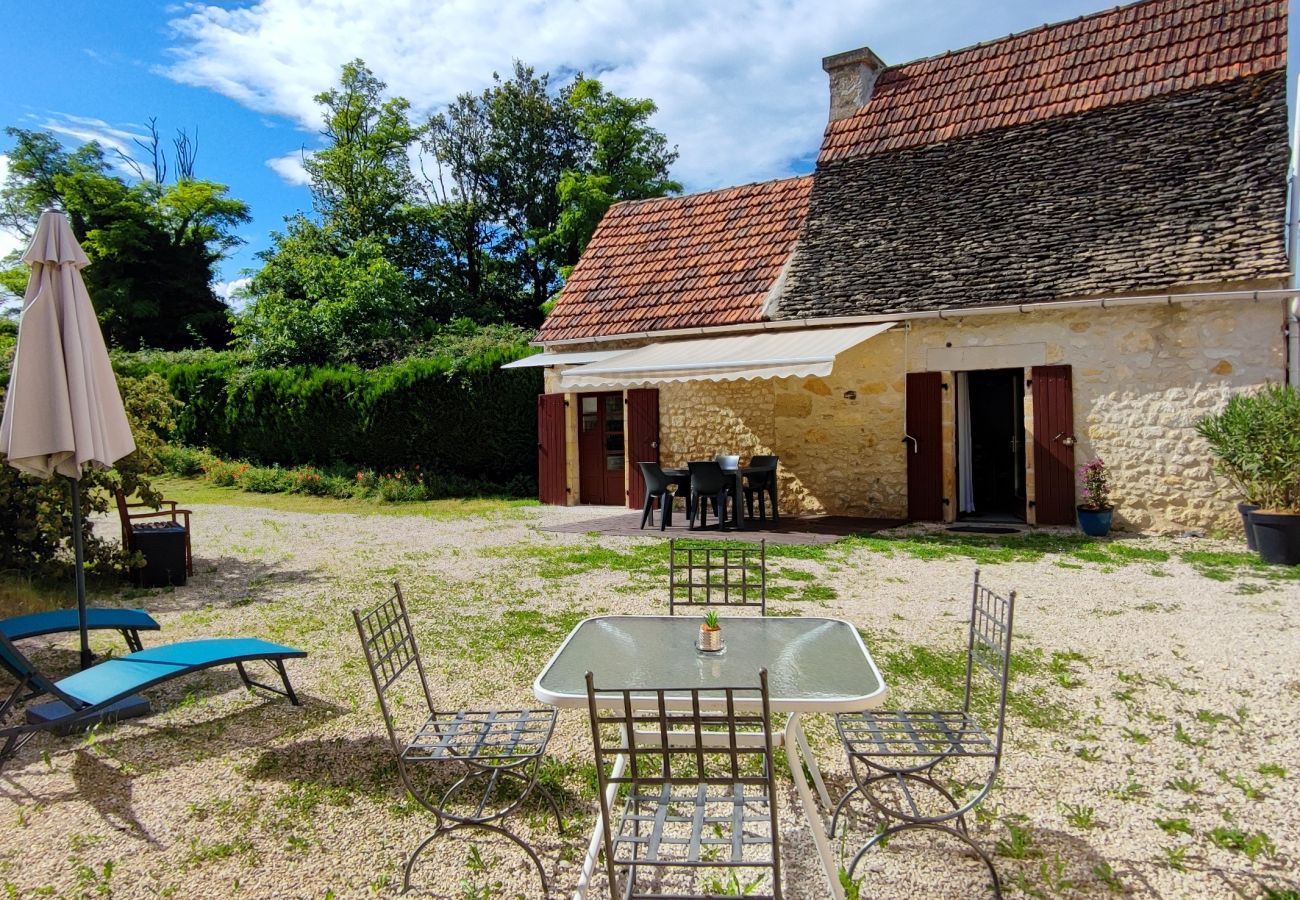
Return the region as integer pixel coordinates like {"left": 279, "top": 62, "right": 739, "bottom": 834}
{"left": 688, "top": 461, "right": 732, "bottom": 530}
{"left": 638, "top": 462, "right": 675, "bottom": 531}
{"left": 744, "top": 455, "right": 780, "bottom": 522}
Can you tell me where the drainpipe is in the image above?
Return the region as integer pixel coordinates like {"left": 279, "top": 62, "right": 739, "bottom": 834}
{"left": 1290, "top": 77, "right": 1300, "bottom": 387}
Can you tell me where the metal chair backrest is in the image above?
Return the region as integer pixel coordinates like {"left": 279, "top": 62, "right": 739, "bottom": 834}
{"left": 714, "top": 454, "right": 740, "bottom": 470}
{"left": 669, "top": 539, "right": 766, "bottom": 615}
{"left": 352, "top": 583, "right": 436, "bottom": 759}
{"left": 638, "top": 461, "right": 672, "bottom": 495}
{"left": 586, "top": 668, "right": 775, "bottom": 789}
{"left": 585, "top": 668, "right": 781, "bottom": 893}
{"left": 688, "top": 460, "right": 729, "bottom": 495}
{"left": 963, "top": 569, "right": 1016, "bottom": 755}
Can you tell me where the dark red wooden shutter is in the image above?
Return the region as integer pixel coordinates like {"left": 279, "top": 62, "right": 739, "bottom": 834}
{"left": 537, "top": 393, "right": 567, "bottom": 505}
{"left": 906, "top": 371, "right": 944, "bottom": 521}
{"left": 625, "top": 389, "right": 660, "bottom": 508}
{"left": 1031, "top": 365, "right": 1076, "bottom": 525}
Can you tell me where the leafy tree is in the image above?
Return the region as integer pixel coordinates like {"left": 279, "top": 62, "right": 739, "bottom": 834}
{"left": 239, "top": 61, "right": 436, "bottom": 366}
{"left": 304, "top": 60, "right": 420, "bottom": 242}
{"left": 425, "top": 65, "right": 679, "bottom": 326}
{"left": 548, "top": 77, "right": 681, "bottom": 275}
{"left": 234, "top": 217, "right": 415, "bottom": 367}
{"left": 0, "top": 126, "right": 250, "bottom": 350}
{"left": 240, "top": 58, "right": 680, "bottom": 364}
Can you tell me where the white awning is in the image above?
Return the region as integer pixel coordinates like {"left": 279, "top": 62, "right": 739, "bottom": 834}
{"left": 501, "top": 350, "right": 626, "bottom": 369}
{"left": 557, "top": 323, "right": 894, "bottom": 388}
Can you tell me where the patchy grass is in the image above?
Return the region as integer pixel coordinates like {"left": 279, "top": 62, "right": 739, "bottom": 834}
{"left": 481, "top": 541, "right": 666, "bottom": 580}
{"left": 875, "top": 642, "right": 1076, "bottom": 732}
{"left": 1178, "top": 549, "right": 1300, "bottom": 582}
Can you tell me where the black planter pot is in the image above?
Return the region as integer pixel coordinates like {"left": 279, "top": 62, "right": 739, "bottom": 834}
{"left": 1238, "top": 502, "right": 1260, "bottom": 551}
{"left": 1251, "top": 511, "right": 1300, "bottom": 566}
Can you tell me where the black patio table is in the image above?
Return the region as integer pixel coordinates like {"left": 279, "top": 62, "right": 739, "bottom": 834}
{"left": 663, "top": 464, "right": 770, "bottom": 529}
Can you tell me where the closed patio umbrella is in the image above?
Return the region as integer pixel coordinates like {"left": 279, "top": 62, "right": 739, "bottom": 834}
{"left": 0, "top": 210, "right": 136, "bottom": 670}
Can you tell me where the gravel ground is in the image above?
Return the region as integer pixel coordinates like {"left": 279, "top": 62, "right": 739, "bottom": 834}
{"left": 1, "top": 496, "right": 1298, "bottom": 899}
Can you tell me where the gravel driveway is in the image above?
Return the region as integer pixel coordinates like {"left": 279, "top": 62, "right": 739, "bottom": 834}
{"left": 1, "top": 495, "right": 1297, "bottom": 899}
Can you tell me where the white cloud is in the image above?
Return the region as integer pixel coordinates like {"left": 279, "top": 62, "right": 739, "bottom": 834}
{"left": 214, "top": 277, "right": 253, "bottom": 310}
{"left": 40, "top": 114, "right": 156, "bottom": 180}
{"left": 161, "top": 0, "right": 905, "bottom": 190}
{"left": 266, "top": 150, "right": 312, "bottom": 186}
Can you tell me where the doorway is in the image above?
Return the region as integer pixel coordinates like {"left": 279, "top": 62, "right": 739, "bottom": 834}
{"left": 578, "top": 392, "right": 626, "bottom": 505}
{"left": 957, "top": 369, "right": 1026, "bottom": 521}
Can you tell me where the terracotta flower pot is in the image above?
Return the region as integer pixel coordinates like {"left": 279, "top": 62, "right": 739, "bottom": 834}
{"left": 698, "top": 625, "right": 723, "bottom": 652}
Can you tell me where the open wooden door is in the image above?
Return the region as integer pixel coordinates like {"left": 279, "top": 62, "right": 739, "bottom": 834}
{"left": 906, "top": 371, "right": 944, "bottom": 521}
{"left": 625, "top": 388, "right": 660, "bottom": 508}
{"left": 1031, "top": 365, "right": 1075, "bottom": 525}
{"left": 537, "top": 393, "right": 567, "bottom": 505}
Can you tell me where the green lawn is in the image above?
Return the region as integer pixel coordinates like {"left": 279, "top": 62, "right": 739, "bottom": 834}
{"left": 151, "top": 475, "right": 540, "bottom": 519}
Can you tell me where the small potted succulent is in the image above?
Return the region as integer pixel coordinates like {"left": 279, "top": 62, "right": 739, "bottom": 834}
{"left": 1076, "top": 458, "right": 1114, "bottom": 537}
{"left": 698, "top": 610, "right": 723, "bottom": 652}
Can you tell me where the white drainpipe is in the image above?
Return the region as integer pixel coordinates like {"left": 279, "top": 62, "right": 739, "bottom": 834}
{"left": 1289, "top": 76, "right": 1300, "bottom": 387}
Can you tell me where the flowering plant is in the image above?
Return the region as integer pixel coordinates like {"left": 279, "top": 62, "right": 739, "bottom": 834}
{"left": 1077, "top": 458, "right": 1112, "bottom": 510}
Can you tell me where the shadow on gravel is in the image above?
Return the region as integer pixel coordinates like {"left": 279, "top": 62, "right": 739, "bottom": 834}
{"left": 111, "top": 554, "right": 325, "bottom": 615}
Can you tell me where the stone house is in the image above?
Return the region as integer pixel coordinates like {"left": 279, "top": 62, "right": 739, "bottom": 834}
{"left": 510, "top": 0, "right": 1298, "bottom": 533}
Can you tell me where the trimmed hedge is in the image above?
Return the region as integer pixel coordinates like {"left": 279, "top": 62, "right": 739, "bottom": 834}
{"left": 115, "top": 345, "right": 542, "bottom": 485}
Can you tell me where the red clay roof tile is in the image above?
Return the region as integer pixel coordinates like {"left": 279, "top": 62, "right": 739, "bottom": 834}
{"left": 819, "top": 0, "right": 1285, "bottom": 164}
{"left": 536, "top": 176, "right": 813, "bottom": 343}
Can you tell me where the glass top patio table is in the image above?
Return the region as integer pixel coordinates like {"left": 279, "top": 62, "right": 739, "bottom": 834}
{"left": 533, "top": 615, "right": 886, "bottom": 712}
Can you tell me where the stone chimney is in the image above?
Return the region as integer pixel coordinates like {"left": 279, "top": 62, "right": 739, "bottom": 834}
{"left": 822, "top": 46, "right": 885, "bottom": 122}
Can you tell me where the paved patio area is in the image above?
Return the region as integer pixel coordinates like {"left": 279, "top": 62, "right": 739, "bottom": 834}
{"left": 542, "top": 505, "right": 905, "bottom": 545}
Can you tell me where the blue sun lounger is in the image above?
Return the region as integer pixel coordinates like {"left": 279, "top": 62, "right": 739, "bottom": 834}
{"left": 0, "top": 609, "right": 161, "bottom": 676}
{"left": 0, "top": 632, "right": 306, "bottom": 764}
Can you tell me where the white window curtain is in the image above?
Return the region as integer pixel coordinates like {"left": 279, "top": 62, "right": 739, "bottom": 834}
{"left": 956, "top": 371, "right": 975, "bottom": 514}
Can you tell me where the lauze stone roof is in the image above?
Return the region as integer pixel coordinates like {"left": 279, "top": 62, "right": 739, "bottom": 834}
{"left": 540, "top": 0, "right": 1290, "bottom": 343}
{"left": 535, "top": 177, "right": 812, "bottom": 343}
{"left": 776, "top": 72, "right": 1291, "bottom": 320}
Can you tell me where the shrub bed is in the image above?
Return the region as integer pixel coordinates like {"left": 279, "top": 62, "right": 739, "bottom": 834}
{"left": 158, "top": 446, "right": 533, "bottom": 501}
{"left": 115, "top": 330, "right": 542, "bottom": 489}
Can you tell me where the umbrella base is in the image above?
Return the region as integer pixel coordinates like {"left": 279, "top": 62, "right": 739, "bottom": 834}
{"left": 26, "top": 695, "right": 152, "bottom": 736}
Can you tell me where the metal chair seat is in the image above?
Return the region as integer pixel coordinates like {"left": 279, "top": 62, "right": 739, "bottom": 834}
{"left": 611, "top": 782, "right": 777, "bottom": 872}
{"left": 587, "top": 670, "right": 783, "bottom": 899}
{"left": 834, "top": 570, "right": 1016, "bottom": 899}
{"left": 836, "top": 708, "right": 995, "bottom": 762}
{"left": 404, "top": 708, "right": 556, "bottom": 766}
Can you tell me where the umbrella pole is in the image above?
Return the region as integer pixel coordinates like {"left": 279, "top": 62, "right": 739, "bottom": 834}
{"left": 67, "top": 476, "right": 93, "bottom": 670}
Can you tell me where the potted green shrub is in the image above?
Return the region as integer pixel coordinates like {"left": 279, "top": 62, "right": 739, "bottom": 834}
{"left": 1076, "top": 458, "right": 1113, "bottom": 537}
{"left": 1195, "top": 392, "right": 1266, "bottom": 549}
{"left": 1197, "top": 385, "right": 1300, "bottom": 565}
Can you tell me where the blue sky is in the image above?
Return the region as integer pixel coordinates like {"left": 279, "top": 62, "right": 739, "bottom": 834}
{"left": 2, "top": 0, "right": 1295, "bottom": 302}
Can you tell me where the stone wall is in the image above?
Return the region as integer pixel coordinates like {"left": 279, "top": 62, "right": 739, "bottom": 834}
{"left": 544, "top": 297, "right": 1288, "bottom": 533}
